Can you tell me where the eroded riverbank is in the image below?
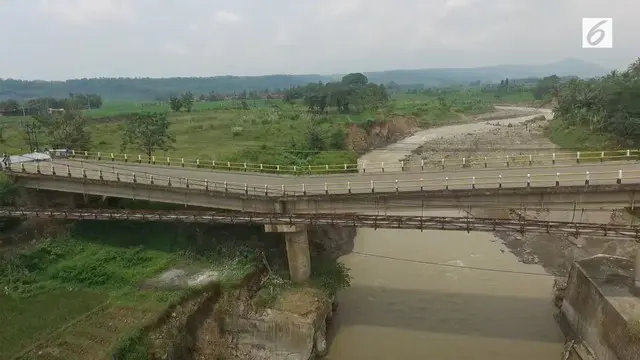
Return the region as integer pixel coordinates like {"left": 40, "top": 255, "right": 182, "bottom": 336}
{"left": 404, "top": 110, "right": 638, "bottom": 277}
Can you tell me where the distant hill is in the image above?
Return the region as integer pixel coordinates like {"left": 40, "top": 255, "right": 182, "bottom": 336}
{"left": 0, "top": 58, "right": 608, "bottom": 101}
{"left": 362, "top": 58, "right": 608, "bottom": 87}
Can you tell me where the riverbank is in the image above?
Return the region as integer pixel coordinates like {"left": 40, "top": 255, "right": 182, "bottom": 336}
{"left": 0, "top": 219, "right": 352, "bottom": 359}
{"left": 402, "top": 111, "right": 638, "bottom": 277}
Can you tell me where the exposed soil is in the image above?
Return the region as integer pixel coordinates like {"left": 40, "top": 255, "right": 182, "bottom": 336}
{"left": 309, "top": 225, "right": 356, "bottom": 259}
{"left": 346, "top": 116, "right": 419, "bottom": 155}
{"left": 405, "top": 115, "right": 639, "bottom": 278}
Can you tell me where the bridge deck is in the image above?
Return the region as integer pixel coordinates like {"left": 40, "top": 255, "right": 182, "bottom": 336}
{"left": 12, "top": 159, "right": 640, "bottom": 196}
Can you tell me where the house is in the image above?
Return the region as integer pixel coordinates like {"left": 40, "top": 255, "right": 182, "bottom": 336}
{"left": 47, "top": 108, "right": 65, "bottom": 114}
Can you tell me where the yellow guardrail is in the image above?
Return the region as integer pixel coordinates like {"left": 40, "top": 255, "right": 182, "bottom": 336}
{"left": 13, "top": 160, "right": 638, "bottom": 198}
{"left": 63, "top": 149, "right": 640, "bottom": 175}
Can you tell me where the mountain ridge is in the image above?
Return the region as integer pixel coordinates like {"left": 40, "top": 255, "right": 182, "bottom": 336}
{"left": 0, "top": 58, "right": 608, "bottom": 101}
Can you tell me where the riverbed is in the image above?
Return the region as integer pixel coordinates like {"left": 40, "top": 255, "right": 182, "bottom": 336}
{"left": 326, "top": 108, "right": 566, "bottom": 360}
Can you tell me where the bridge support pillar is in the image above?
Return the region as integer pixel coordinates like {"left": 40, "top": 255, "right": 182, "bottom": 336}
{"left": 635, "top": 245, "right": 640, "bottom": 292}
{"left": 264, "top": 224, "right": 311, "bottom": 283}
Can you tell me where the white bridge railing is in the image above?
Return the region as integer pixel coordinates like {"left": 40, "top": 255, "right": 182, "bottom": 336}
{"left": 11, "top": 160, "right": 634, "bottom": 198}
{"left": 58, "top": 149, "right": 640, "bottom": 174}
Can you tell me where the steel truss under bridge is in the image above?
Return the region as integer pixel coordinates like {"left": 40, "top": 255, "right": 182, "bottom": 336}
{"left": 1, "top": 207, "right": 639, "bottom": 240}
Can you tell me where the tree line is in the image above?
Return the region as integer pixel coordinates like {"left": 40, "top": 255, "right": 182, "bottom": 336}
{"left": 283, "top": 73, "right": 389, "bottom": 114}
{"left": 0, "top": 93, "right": 103, "bottom": 117}
{"left": 553, "top": 58, "right": 640, "bottom": 146}
{"left": 2, "top": 60, "right": 599, "bottom": 101}
{"left": 0, "top": 76, "right": 325, "bottom": 102}
{"left": 21, "top": 109, "right": 174, "bottom": 157}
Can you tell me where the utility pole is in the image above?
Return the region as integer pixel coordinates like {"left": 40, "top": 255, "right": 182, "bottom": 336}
{"left": 22, "top": 121, "right": 39, "bottom": 153}
{"left": 33, "top": 123, "right": 39, "bottom": 152}
{"left": 22, "top": 121, "right": 33, "bottom": 152}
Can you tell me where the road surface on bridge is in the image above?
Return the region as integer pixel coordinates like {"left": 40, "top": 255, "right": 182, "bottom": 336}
{"left": 13, "top": 158, "right": 640, "bottom": 196}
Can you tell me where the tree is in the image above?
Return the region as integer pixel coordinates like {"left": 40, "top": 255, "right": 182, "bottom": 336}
{"left": 35, "top": 110, "right": 92, "bottom": 150}
{"left": 169, "top": 96, "right": 183, "bottom": 112}
{"left": 533, "top": 75, "right": 560, "bottom": 100}
{"left": 68, "top": 93, "right": 103, "bottom": 109}
{"left": 120, "top": 112, "right": 175, "bottom": 157}
{"left": 341, "top": 73, "right": 368, "bottom": 86}
{"left": 307, "top": 123, "right": 326, "bottom": 152}
{"left": 181, "top": 91, "right": 194, "bottom": 112}
{"left": 552, "top": 58, "right": 640, "bottom": 146}
{"left": 0, "top": 99, "right": 21, "bottom": 116}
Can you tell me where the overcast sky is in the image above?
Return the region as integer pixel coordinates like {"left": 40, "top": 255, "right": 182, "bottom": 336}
{"left": 0, "top": 0, "right": 637, "bottom": 80}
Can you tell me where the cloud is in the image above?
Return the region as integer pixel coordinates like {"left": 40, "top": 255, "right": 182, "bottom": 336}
{"left": 163, "top": 43, "right": 188, "bottom": 56}
{"left": 212, "top": 11, "right": 241, "bottom": 24}
{"left": 37, "top": 0, "right": 134, "bottom": 26}
{"left": 319, "top": 0, "right": 363, "bottom": 17}
{"left": 1, "top": 0, "right": 638, "bottom": 80}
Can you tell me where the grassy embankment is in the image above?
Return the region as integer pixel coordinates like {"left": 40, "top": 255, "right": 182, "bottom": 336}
{"left": 545, "top": 118, "right": 623, "bottom": 150}
{"left": 0, "top": 219, "right": 246, "bottom": 360}
{"left": 1, "top": 91, "right": 494, "bottom": 167}
{"left": 0, "top": 213, "right": 349, "bottom": 359}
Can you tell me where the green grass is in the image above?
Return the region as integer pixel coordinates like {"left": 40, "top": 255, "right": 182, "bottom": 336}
{"left": 545, "top": 118, "right": 624, "bottom": 150}
{"left": 0, "top": 93, "right": 499, "bottom": 168}
{"left": 0, "top": 217, "right": 352, "bottom": 359}
{"left": 0, "top": 220, "right": 260, "bottom": 359}
{"left": 85, "top": 99, "right": 277, "bottom": 118}
{"left": 0, "top": 290, "right": 107, "bottom": 359}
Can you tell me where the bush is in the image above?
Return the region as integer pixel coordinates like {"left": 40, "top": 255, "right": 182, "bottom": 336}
{"left": 231, "top": 127, "right": 243, "bottom": 136}
{"left": 0, "top": 173, "right": 16, "bottom": 205}
{"left": 310, "top": 255, "right": 352, "bottom": 296}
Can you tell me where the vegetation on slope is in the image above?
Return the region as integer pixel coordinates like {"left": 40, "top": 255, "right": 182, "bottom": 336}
{"left": 0, "top": 219, "right": 350, "bottom": 359}
{"left": 546, "top": 58, "right": 640, "bottom": 149}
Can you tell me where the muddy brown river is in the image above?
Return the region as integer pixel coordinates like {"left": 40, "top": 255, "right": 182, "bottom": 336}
{"left": 326, "top": 108, "right": 565, "bottom": 360}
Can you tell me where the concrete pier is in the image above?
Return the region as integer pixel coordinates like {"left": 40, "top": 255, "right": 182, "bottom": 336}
{"left": 264, "top": 224, "right": 311, "bottom": 283}
{"left": 636, "top": 246, "right": 640, "bottom": 292}
{"left": 560, "top": 255, "right": 640, "bottom": 360}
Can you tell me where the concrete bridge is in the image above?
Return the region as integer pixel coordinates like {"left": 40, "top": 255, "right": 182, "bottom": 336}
{"left": 10, "top": 159, "right": 640, "bottom": 212}
{"left": 8, "top": 158, "right": 640, "bottom": 284}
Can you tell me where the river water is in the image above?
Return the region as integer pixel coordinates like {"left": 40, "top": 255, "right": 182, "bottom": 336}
{"left": 326, "top": 109, "right": 565, "bottom": 360}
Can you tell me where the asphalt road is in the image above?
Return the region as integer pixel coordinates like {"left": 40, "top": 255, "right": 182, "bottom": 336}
{"left": 14, "top": 159, "right": 640, "bottom": 196}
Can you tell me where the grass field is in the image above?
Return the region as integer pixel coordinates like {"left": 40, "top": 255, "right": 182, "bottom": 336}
{"left": 1, "top": 290, "right": 107, "bottom": 359}
{"left": 0, "top": 92, "right": 499, "bottom": 167}
{"left": 545, "top": 118, "right": 625, "bottom": 150}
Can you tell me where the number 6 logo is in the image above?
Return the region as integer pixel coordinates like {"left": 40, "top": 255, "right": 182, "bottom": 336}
{"left": 582, "top": 18, "right": 613, "bottom": 48}
{"left": 587, "top": 19, "right": 607, "bottom": 45}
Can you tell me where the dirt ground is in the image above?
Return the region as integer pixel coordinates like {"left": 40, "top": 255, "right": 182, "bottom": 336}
{"left": 405, "top": 116, "right": 639, "bottom": 278}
